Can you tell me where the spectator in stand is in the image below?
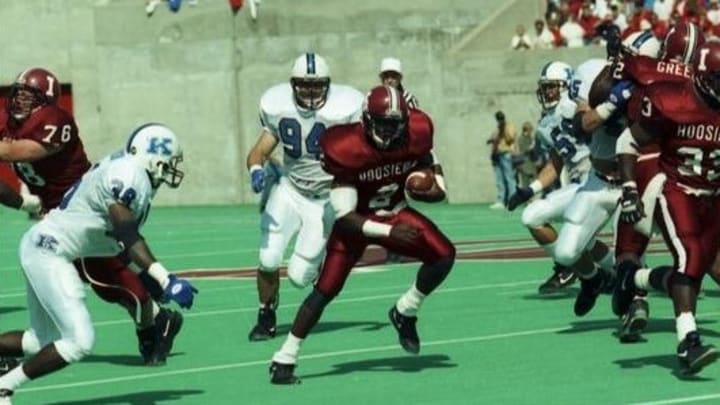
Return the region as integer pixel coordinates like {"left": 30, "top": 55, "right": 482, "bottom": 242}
{"left": 487, "top": 111, "right": 517, "bottom": 210}
{"left": 514, "top": 122, "right": 542, "bottom": 191}
{"left": 578, "top": 2, "right": 601, "bottom": 44}
{"left": 547, "top": 13, "right": 567, "bottom": 46}
{"left": 653, "top": 0, "right": 674, "bottom": 21}
{"left": 708, "top": 0, "right": 720, "bottom": 26}
{"left": 511, "top": 24, "right": 534, "bottom": 50}
{"left": 560, "top": 13, "right": 586, "bottom": 46}
{"left": 610, "top": 4, "right": 630, "bottom": 32}
{"left": 650, "top": 11, "right": 670, "bottom": 38}
{"left": 533, "top": 19, "right": 556, "bottom": 49}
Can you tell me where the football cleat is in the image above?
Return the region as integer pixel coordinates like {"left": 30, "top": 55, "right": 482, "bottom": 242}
{"left": 136, "top": 326, "right": 158, "bottom": 365}
{"left": 677, "top": 331, "right": 719, "bottom": 375}
{"left": 269, "top": 361, "right": 301, "bottom": 385}
{"left": 617, "top": 298, "right": 649, "bottom": 343}
{"left": 538, "top": 263, "right": 577, "bottom": 294}
{"left": 249, "top": 307, "right": 277, "bottom": 341}
{"left": 153, "top": 308, "right": 184, "bottom": 364}
{"left": 612, "top": 262, "right": 639, "bottom": 316}
{"left": 0, "top": 389, "right": 13, "bottom": 405}
{"left": 574, "top": 271, "right": 607, "bottom": 317}
{"left": 388, "top": 306, "right": 420, "bottom": 354}
{"left": 0, "top": 358, "right": 18, "bottom": 377}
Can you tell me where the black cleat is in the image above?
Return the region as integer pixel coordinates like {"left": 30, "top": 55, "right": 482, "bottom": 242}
{"left": 0, "top": 357, "right": 18, "bottom": 377}
{"left": 154, "top": 308, "right": 184, "bottom": 364}
{"left": 388, "top": 306, "right": 420, "bottom": 354}
{"left": 618, "top": 298, "right": 649, "bottom": 343}
{"left": 269, "top": 361, "right": 301, "bottom": 385}
{"left": 538, "top": 263, "right": 577, "bottom": 294}
{"left": 136, "top": 327, "right": 158, "bottom": 365}
{"left": 677, "top": 332, "right": 720, "bottom": 375}
{"left": 249, "top": 307, "right": 277, "bottom": 341}
{"left": 612, "top": 262, "right": 639, "bottom": 316}
{"left": 574, "top": 272, "right": 606, "bottom": 317}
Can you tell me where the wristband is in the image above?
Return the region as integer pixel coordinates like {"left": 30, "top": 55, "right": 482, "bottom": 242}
{"left": 148, "top": 262, "right": 171, "bottom": 289}
{"left": 362, "top": 220, "right": 392, "bottom": 238}
{"left": 622, "top": 181, "right": 637, "bottom": 189}
{"left": 249, "top": 164, "right": 263, "bottom": 174}
{"left": 529, "top": 180, "right": 543, "bottom": 194}
{"left": 595, "top": 102, "right": 616, "bottom": 120}
{"left": 20, "top": 194, "right": 41, "bottom": 213}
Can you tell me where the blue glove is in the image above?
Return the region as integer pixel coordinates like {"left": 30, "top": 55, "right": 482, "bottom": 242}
{"left": 168, "top": 0, "right": 183, "bottom": 12}
{"left": 163, "top": 275, "right": 198, "bottom": 309}
{"left": 608, "top": 80, "right": 634, "bottom": 110}
{"left": 250, "top": 167, "right": 265, "bottom": 194}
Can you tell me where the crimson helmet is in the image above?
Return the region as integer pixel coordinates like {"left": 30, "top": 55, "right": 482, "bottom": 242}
{"left": 9, "top": 68, "right": 61, "bottom": 122}
{"left": 661, "top": 22, "right": 705, "bottom": 64}
{"left": 693, "top": 41, "right": 720, "bottom": 107}
{"left": 363, "top": 85, "right": 408, "bottom": 149}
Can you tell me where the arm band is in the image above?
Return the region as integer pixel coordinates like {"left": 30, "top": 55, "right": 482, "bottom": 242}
{"left": 330, "top": 186, "right": 358, "bottom": 218}
{"left": 148, "top": 262, "right": 170, "bottom": 289}
{"left": 616, "top": 128, "right": 640, "bottom": 156}
{"left": 362, "top": 220, "right": 392, "bottom": 238}
{"left": 529, "top": 180, "right": 543, "bottom": 194}
{"left": 595, "top": 102, "right": 617, "bottom": 120}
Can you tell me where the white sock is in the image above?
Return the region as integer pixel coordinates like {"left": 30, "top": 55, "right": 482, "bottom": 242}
{"left": 541, "top": 241, "right": 556, "bottom": 257}
{"left": 595, "top": 251, "right": 614, "bottom": 273}
{"left": 0, "top": 364, "right": 29, "bottom": 391}
{"left": 396, "top": 284, "right": 426, "bottom": 317}
{"left": 272, "top": 333, "right": 303, "bottom": 364}
{"left": 634, "top": 268, "right": 651, "bottom": 290}
{"left": 676, "top": 312, "right": 697, "bottom": 342}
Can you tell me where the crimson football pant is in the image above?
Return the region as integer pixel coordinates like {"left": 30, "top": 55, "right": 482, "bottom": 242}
{"left": 74, "top": 257, "right": 153, "bottom": 324}
{"left": 290, "top": 207, "right": 456, "bottom": 339}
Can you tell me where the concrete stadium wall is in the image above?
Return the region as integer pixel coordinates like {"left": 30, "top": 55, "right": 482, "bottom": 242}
{"left": 0, "top": 0, "right": 605, "bottom": 205}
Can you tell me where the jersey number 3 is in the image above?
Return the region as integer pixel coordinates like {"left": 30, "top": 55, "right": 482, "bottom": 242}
{"left": 278, "top": 118, "right": 325, "bottom": 160}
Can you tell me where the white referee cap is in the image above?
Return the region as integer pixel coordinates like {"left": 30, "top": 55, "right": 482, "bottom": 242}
{"left": 380, "top": 57, "right": 402, "bottom": 74}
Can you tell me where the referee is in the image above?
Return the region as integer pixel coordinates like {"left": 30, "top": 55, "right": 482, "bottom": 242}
{"left": 379, "top": 57, "right": 419, "bottom": 109}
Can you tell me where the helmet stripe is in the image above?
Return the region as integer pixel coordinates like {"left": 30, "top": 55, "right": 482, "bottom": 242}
{"left": 684, "top": 24, "right": 697, "bottom": 65}
{"left": 306, "top": 53, "right": 316, "bottom": 75}
{"left": 387, "top": 86, "right": 399, "bottom": 114}
{"left": 126, "top": 122, "right": 161, "bottom": 152}
{"left": 632, "top": 30, "right": 653, "bottom": 50}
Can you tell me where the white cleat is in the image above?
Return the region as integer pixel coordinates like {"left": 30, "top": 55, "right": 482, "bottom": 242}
{"left": 146, "top": 0, "right": 161, "bottom": 16}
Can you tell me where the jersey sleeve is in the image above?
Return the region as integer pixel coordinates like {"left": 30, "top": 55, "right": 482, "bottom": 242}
{"left": 101, "top": 160, "right": 151, "bottom": 215}
{"left": 27, "top": 109, "right": 79, "bottom": 148}
{"left": 319, "top": 128, "right": 362, "bottom": 183}
{"left": 627, "top": 86, "right": 669, "bottom": 136}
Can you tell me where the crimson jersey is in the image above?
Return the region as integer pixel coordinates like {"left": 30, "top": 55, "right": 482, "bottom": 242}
{"left": 320, "top": 109, "right": 433, "bottom": 215}
{"left": 0, "top": 106, "right": 91, "bottom": 210}
{"left": 628, "top": 80, "right": 720, "bottom": 190}
{"left": 615, "top": 55, "right": 693, "bottom": 85}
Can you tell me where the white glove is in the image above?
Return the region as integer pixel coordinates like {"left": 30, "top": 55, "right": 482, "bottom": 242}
{"left": 20, "top": 193, "right": 41, "bottom": 215}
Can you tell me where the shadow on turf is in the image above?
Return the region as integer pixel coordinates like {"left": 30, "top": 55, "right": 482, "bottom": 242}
{"left": 83, "top": 352, "right": 185, "bottom": 367}
{"left": 299, "top": 354, "right": 456, "bottom": 380}
{"left": 614, "top": 354, "right": 717, "bottom": 381}
{"left": 276, "top": 320, "right": 389, "bottom": 336}
{"left": 0, "top": 306, "right": 24, "bottom": 316}
{"left": 557, "top": 318, "right": 720, "bottom": 339}
{"left": 43, "top": 389, "right": 205, "bottom": 405}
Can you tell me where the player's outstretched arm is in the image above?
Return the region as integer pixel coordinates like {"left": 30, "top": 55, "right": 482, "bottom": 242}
{"left": 0, "top": 139, "right": 60, "bottom": 162}
{"left": 0, "top": 179, "right": 40, "bottom": 215}
{"left": 108, "top": 203, "right": 198, "bottom": 309}
{"left": 617, "top": 124, "right": 652, "bottom": 224}
{"left": 508, "top": 151, "right": 561, "bottom": 211}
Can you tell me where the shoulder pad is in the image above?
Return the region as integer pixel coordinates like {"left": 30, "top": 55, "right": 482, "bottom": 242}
{"left": 556, "top": 97, "right": 577, "bottom": 119}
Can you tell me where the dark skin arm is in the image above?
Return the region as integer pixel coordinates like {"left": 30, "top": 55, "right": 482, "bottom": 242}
{"left": 0, "top": 180, "right": 23, "bottom": 209}
{"left": 108, "top": 203, "right": 157, "bottom": 271}
{"left": 618, "top": 122, "right": 654, "bottom": 184}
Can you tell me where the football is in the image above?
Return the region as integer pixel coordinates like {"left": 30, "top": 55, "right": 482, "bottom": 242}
{"left": 405, "top": 169, "right": 434, "bottom": 192}
{"left": 405, "top": 168, "right": 445, "bottom": 202}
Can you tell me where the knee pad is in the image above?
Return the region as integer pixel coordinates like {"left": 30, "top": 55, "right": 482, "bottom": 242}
{"left": 21, "top": 330, "right": 41, "bottom": 357}
{"left": 287, "top": 254, "right": 320, "bottom": 289}
{"left": 521, "top": 203, "right": 546, "bottom": 228}
{"left": 259, "top": 247, "right": 283, "bottom": 272}
{"left": 54, "top": 331, "right": 95, "bottom": 363}
{"left": 553, "top": 242, "right": 582, "bottom": 267}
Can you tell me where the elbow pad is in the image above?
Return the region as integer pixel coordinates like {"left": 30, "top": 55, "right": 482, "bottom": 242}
{"left": 330, "top": 186, "right": 358, "bottom": 219}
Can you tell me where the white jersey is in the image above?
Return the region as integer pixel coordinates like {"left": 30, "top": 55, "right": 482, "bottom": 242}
{"left": 573, "top": 58, "right": 624, "bottom": 161}
{"left": 536, "top": 95, "right": 591, "bottom": 182}
{"left": 34, "top": 151, "right": 152, "bottom": 259}
{"left": 259, "top": 83, "right": 364, "bottom": 195}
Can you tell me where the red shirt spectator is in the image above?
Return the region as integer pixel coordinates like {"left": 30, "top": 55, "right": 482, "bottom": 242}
{"left": 578, "top": 4, "right": 601, "bottom": 41}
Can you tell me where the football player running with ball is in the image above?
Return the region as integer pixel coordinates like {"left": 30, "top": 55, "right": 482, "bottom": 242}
{"left": 245, "top": 53, "right": 364, "bottom": 341}
{"left": 269, "top": 85, "right": 454, "bottom": 385}
{"left": 0, "top": 124, "right": 197, "bottom": 404}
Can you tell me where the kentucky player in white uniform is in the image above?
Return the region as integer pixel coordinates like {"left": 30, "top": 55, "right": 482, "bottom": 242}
{"left": 246, "top": 53, "right": 364, "bottom": 341}
{"left": 508, "top": 61, "right": 592, "bottom": 294}
{"left": 0, "top": 124, "right": 197, "bottom": 404}
{"left": 555, "top": 32, "right": 662, "bottom": 317}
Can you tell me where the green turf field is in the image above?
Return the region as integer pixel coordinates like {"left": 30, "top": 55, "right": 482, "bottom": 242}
{"left": 2, "top": 203, "right": 720, "bottom": 405}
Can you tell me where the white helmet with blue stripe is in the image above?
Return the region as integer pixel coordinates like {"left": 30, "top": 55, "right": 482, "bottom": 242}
{"left": 537, "top": 61, "right": 574, "bottom": 110}
{"left": 125, "top": 123, "right": 184, "bottom": 189}
{"left": 290, "top": 52, "right": 331, "bottom": 111}
{"left": 621, "top": 30, "right": 661, "bottom": 58}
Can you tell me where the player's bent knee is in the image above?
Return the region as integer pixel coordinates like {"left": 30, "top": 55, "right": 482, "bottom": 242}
{"left": 21, "top": 330, "right": 41, "bottom": 357}
{"left": 553, "top": 243, "right": 582, "bottom": 267}
{"left": 287, "top": 255, "right": 320, "bottom": 289}
{"left": 671, "top": 272, "right": 701, "bottom": 288}
{"left": 521, "top": 204, "right": 546, "bottom": 227}
{"left": 55, "top": 333, "right": 95, "bottom": 363}
{"left": 258, "top": 249, "right": 283, "bottom": 272}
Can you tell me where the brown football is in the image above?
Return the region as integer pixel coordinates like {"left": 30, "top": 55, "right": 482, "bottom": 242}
{"left": 405, "top": 169, "right": 435, "bottom": 192}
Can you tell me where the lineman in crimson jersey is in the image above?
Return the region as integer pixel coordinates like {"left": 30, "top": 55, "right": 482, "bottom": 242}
{"left": 615, "top": 41, "right": 720, "bottom": 374}
{"left": 609, "top": 23, "right": 705, "bottom": 343}
{"left": 0, "top": 68, "right": 182, "bottom": 366}
{"left": 268, "top": 85, "right": 454, "bottom": 384}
